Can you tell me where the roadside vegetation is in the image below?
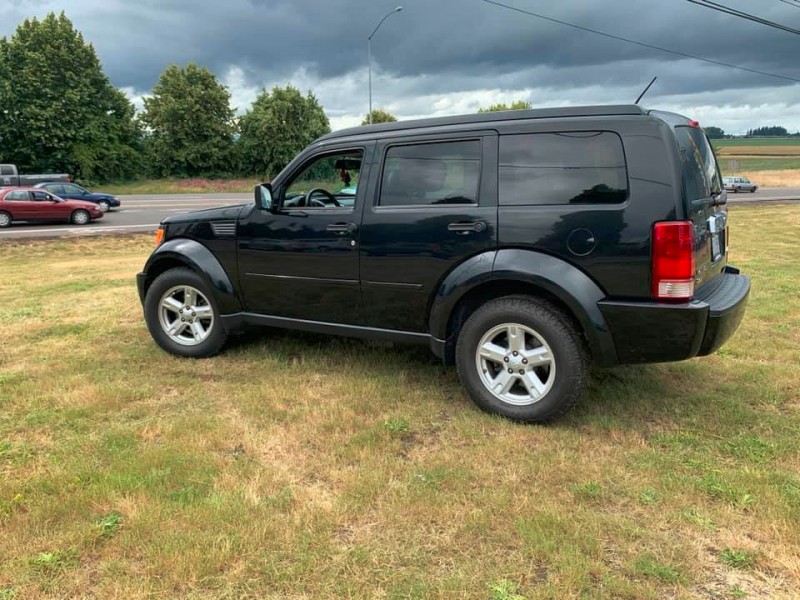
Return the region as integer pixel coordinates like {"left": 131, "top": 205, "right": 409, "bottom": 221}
{"left": 102, "top": 179, "right": 259, "bottom": 196}
{"left": 1, "top": 204, "right": 799, "bottom": 598}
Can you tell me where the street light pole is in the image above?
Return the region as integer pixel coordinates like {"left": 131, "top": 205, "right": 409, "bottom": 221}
{"left": 368, "top": 6, "right": 403, "bottom": 125}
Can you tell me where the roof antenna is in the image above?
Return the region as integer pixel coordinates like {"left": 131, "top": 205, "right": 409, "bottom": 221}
{"left": 635, "top": 76, "right": 657, "bottom": 105}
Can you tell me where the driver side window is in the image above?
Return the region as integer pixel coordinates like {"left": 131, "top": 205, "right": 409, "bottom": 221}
{"left": 284, "top": 149, "right": 363, "bottom": 210}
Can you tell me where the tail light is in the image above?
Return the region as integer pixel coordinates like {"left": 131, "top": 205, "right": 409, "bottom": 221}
{"left": 651, "top": 221, "right": 695, "bottom": 301}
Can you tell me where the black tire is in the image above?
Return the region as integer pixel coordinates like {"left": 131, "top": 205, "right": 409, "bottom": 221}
{"left": 144, "top": 267, "right": 228, "bottom": 358}
{"left": 0, "top": 211, "right": 11, "bottom": 228}
{"left": 71, "top": 209, "right": 90, "bottom": 225}
{"left": 455, "top": 296, "right": 588, "bottom": 422}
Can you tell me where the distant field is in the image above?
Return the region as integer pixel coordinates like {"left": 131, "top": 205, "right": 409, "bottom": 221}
{"left": 713, "top": 139, "right": 800, "bottom": 176}
{"left": 714, "top": 138, "right": 800, "bottom": 147}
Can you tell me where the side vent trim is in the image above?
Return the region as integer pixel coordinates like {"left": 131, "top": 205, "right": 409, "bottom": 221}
{"left": 211, "top": 221, "right": 237, "bottom": 238}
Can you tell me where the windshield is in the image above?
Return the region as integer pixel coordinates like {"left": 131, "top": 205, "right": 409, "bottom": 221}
{"left": 676, "top": 126, "right": 722, "bottom": 199}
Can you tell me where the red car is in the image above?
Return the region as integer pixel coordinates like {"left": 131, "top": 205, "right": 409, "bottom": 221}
{"left": 0, "top": 187, "right": 104, "bottom": 227}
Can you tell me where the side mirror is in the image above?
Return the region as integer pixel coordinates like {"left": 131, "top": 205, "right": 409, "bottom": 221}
{"left": 255, "top": 183, "right": 275, "bottom": 211}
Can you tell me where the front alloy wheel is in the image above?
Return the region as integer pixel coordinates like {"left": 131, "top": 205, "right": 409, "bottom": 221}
{"left": 98, "top": 200, "right": 110, "bottom": 212}
{"left": 158, "top": 285, "right": 215, "bottom": 346}
{"left": 144, "top": 267, "right": 227, "bottom": 357}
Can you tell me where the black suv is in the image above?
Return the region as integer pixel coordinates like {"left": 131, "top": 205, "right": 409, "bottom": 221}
{"left": 137, "top": 105, "right": 750, "bottom": 422}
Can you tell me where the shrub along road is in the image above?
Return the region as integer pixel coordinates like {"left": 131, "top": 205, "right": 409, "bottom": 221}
{"left": 0, "top": 188, "right": 798, "bottom": 240}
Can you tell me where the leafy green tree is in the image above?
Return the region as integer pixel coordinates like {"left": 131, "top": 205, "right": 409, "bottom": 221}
{"left": 0, "top": 12, "right": 142, "bottom": 182}
{"left": 478, "top": 100, "right": 533, "bottom": 113}
{"left": 362, "top": 109, "right": 398, "bottom": 125}
{"left": 140, "top": 63, "right": 236, "bottom": 177}
{"left": 704, "top": 126, "right": 725, "bottom": 139}
{"left": 237, "top": 85, "right": 330, "bottom": 179}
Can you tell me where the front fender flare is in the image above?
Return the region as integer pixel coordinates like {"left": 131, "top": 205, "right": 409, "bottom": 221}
{"left": 139, "top": 239, "right": 242, "bottom": 314}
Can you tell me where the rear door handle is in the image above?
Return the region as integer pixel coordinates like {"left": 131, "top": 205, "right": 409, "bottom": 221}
{"left": 327, "top": 222, "right": 358, "bottom": 235}
{"left": 448, "top": 221, "right": 487, "bottom": 234}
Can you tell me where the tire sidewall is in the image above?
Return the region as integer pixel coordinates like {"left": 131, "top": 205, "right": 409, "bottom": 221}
{"left": 144, "top": 267, "right": 227, "bottom": 357}
{"left": 456, "top": 298, "right": 586, "bottom": 422}
{"left": 0, "top": 212, "right": 10, "bottom": 228}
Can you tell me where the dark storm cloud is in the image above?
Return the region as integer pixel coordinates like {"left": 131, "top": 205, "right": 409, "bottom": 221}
{"left": 2, "top": 0, "right": 797, "bottom": 92}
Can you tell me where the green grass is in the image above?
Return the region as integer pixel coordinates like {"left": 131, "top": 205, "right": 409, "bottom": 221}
{"left": 720, "top": 157, "right": 799, "bottom": 172}
{"left": 101, "top": 178, "right": 258, "bottom": 195}
{"left": 0, "top": 206, "right": 799, "bottom": 597}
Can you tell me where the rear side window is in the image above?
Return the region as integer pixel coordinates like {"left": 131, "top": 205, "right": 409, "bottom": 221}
{"left": 379, "top": 140, "right": 481, "bottom": 207}
{"left": 499, "top": 131, "right": 628, "bottom": 206}
{"left": 5, "top": 191, "right": 29, "bottom": 201}
{"left": 676, "top": 126, "right": 721, "bottom": 200}
{"left": 0, "top": 166, "right": 14, "bottom": 176}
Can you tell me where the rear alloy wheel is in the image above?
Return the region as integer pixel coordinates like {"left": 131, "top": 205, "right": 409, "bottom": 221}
{"left": 98, "top": 200, "right": 110, "bottom": 212}
{"left": 0, "top": 211, "right": 10, "bottom": 228}
{"left": 144, "top": 267, "right": 227, "bottom": 357}
{"left": 71, "top": 209, "right": 90, "bottom": 225}
{"left": 456, "top": 296, "right": 588, "bottom": 422}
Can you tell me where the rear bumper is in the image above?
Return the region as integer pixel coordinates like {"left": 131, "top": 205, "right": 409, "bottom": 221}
{"left": 598, "top": 267, "right": 750, "bottom": 364}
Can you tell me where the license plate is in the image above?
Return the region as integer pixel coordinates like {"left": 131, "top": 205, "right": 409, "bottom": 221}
{"left": 707, "top": 213, "right": 727, "bottom": 262}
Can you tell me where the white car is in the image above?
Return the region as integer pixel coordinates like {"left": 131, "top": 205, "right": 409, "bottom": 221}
{"left": 723, "top": 177, "right": 758, "bottom": 193}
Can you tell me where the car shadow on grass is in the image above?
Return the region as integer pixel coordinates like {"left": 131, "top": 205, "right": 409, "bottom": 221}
{"left": 223, "top": 326, "right": 732, "bottom": 430}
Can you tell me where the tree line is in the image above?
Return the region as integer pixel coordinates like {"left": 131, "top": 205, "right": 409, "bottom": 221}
{"left": 704, "top": 125, "right": 799, "bottom": 139}
{"left": 0, "top": 13, "right": 536, "bottom": 184}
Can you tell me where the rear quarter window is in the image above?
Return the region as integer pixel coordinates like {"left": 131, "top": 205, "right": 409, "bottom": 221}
{"left": 675, "top": 126, "right": 721, "bottom": 200}
{"left": 499, "top": 131, "right": 628, "bottom": 206}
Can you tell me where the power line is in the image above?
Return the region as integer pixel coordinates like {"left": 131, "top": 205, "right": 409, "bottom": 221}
{"left": 481, "top": 0, "right": 800, "bottom": 84}
{"left": 685, "top": 1, "right": 800, "bottom": 35}
{"left": 777, "top": 0, "right": 800, "bottom": 9}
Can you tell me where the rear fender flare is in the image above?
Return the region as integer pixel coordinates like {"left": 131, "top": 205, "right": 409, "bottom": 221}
{"left": 429, "top": 249, "right": 618, "bottom": 366}
{"left": 141, "top": 239, "right": 242, "bottom": 314}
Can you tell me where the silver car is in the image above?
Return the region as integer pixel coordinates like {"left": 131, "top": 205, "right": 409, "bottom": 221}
{"left": 723, "top": 176, "right": 758, "bottom": 193}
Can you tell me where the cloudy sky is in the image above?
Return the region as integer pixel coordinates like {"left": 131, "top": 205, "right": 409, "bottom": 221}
{"left": 2, "top": 0, "right": 799, "bottom": 133}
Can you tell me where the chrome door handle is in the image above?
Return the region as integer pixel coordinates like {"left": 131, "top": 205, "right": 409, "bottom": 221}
{"left": 327, "top": 222, "right": 358, "bottom": 235}
{"left": 448, "top": 221, "right": 486, "bottom": 234}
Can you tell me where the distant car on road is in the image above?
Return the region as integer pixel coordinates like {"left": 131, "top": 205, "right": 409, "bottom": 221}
{"left": 0, "top": 187, "right": 104, "bottom": 227}
{"left": 723, "top": 176, "right": 758, "bottom": 193}
{"left": 34, "top": 182, "right": 121, "bottom": 212}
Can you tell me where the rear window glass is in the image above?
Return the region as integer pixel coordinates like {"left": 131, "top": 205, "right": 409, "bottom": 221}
{"left": 499, "top": 131, "right": 628, "bottom": 206}
{"left": 0, "top": 166, "right": 14, "bottom": 176}
{"left": 379, "top": 140, "right": 481, "bottom": 207}
{"left": 676, "top": 126, "right": 721, "bottom": 199}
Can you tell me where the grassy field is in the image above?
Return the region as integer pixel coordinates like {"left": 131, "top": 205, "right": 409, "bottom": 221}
{"left": 102, "top": 179, "right": 259, "bottom": 195}
{"left": 713, "top": 138, "right": 800, "bottom": 181}
{"left": 714, "top": 138, "right": 800, "bottom": 147}
{"left": 1, "top": 206, "right": 799, "bottom": 599}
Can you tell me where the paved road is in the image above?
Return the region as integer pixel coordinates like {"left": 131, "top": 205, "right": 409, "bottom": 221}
{"left": 0, "top": 193, "right": 250, "bottom": 240}
{"left": 0, "top": 187, "right": 798, "bottom": 240}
